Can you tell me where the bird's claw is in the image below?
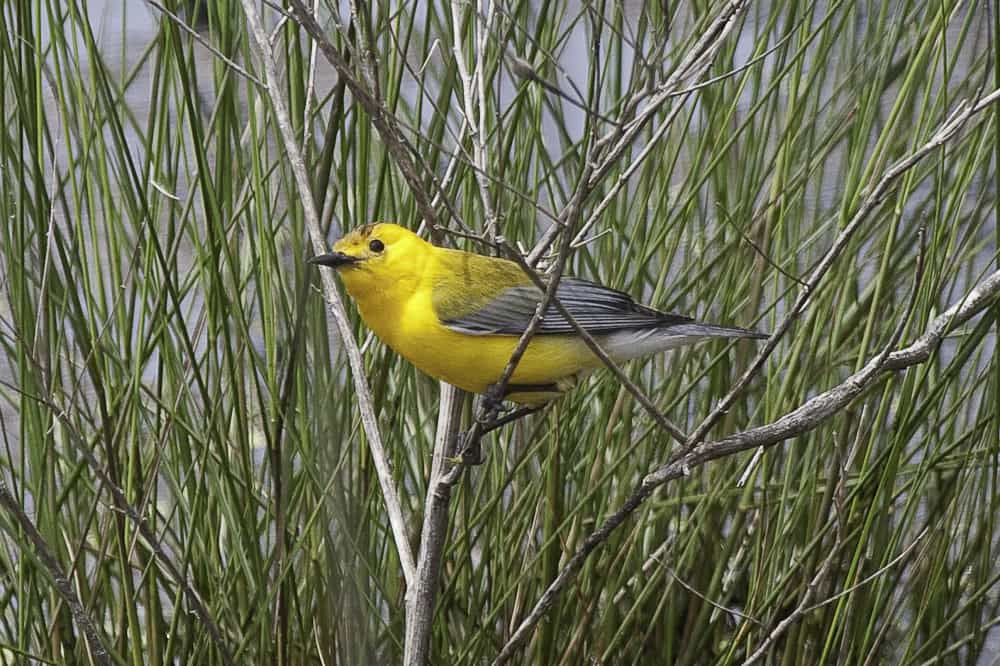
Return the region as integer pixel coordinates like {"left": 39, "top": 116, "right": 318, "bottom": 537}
{"left": 457, "top": 430, "right": 485, "bottom": 466}
{"left": 482, "top": 383, "right": 509, "bottom": 416}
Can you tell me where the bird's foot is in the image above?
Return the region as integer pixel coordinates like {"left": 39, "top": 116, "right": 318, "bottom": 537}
{"left": 481, "top": 383, "right": 509, "bottom": 416}
{"left": 456, "top": 429, "right": 485, "bottom": 466}
{"left": 479, "top": 405, "right": 546, "bottom": 435}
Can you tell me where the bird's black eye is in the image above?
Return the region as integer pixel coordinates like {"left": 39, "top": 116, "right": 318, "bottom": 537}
{"left": 369, "top": 239, "right": 385, "bottom": 253}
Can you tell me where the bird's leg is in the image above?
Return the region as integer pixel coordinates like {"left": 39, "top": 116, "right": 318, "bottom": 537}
{"left": 453, "top": 385, "right": 505, "bottom": 466}
{"left": 457, "top": 383, "right": 553, "bottom": 465}
{"left": 479, "top": 383, "right": 557, "bottom": 417}
{"left": 458, "top": 406, "right": 543, "bottom": 465}
{"left": 479, "top": 405, "right": 544, "bottom": 434}
{"left": 480, "top": 383, "right": 509, "bottom": 416}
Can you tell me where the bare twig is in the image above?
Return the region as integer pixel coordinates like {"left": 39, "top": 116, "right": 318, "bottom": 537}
{"left": 741, "top": 527, "right": 928, "bottom": 666}
{"left": 0, "top": 479, "right": 113, "bottom": 666}
{"left": 451, "top": 0, "right": 499, "bottom": 234}
{"left": 740, "top": 536, "right": 843, "bottom": 666}
{"left": 286, "top": 0, "right": 439, "bottom": 229}
{"left": 493, "top": 265, "right": 1000, "bottom": 664}
{"left": 449, "top": 168, "right": 595, "bottom": 471}
{"left": 453, "top": 0, "right": 743, "bottom": 456}
{"left": 528, "top": 0, "right": 752, "bottom": 264}
{"left": 665, "top": 563, "right": 763, "bottom": 627}
{"left": 0, "top": 379, "right": 237, "bottom": 664}
{"left": 147, "top": 0, "right": 266, "bottom": 88}
{"left": 507, "top": 54, "right": 621, "bottom": 126}
{"left": 801, "top": 528, "right": 929, "bottom": 615}
{"left": 683, "top": 92, "right": 996, "bottom": 454}
{"left": 240, "top": 0, "right": 417, "bottom": 585}
{"left": 404, "top": 383, "right": 464, "bottom": 666}
{"left": 499, "top": 246, "right": 688, "bottom": 444}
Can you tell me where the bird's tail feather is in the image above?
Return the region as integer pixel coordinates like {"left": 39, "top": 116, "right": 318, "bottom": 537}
{"left": 664, "top": 323, "right": 768, "bottom": 340}
{"left": 598, "top": 323, "right": 767, "bottom": 363}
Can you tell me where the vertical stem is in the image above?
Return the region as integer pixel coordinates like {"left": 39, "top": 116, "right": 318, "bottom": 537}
{"left": 537, "top": 409, "right": 561, "bottom": 665}
{"left": 404, "top": 383, "right": 464, "bottom": 665}
{"left": 240, "top": 0, "right": 417, "bottom": 584}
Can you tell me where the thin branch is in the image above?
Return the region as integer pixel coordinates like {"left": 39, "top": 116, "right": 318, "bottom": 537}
{"left": 682, "top": 91, "right": 998, "bottom": 454}
{"left": 498, "top": 246, "right": 688, "bottom": 445}
{"left": 741, "top": 525, "right": 928, "bottom": 665}
{"left": 493, "top": 264, "right": 1000, "bottom": 664}
{"left": 664, "top": 563, "right": 763, "bottom": 627}
{"left": 0, "top": 479, "right": 113, "bottom": 666}
{"left": 447, "top": 0, "right": 498, "bottom": 234}
{"left": 286, "top": 0, "right": 439, "bottom": 228}
{"left": 507, "top": 54, "right": 622, "bottom": 126}
{"left": 448, "top": 166, "right": 595, "bottom": 472}
{"left": 667, "top": 18, "right": 801, "bottom": 98}
{"left": 146, "top": 0, "right": 266, "bottom": 88}
{"left": 740, "top": 534, "right": 843, "bottom": 666}
{"left": 0, "top": 379, "right": 237, "bottom": 664}
{"left": 240, "top": 0, "right": 417, "bottom": 585}
{"left": 528, "top": 0, "right": 752, "bottom": 264}
{"left": 450, "top": 0, "right": 744, "bottom": 454}
{"left": 403, "top": 383, "right": 464, "bottom": 666}
{"left": 801, "top": 528, "right": 929, "bottom": 615}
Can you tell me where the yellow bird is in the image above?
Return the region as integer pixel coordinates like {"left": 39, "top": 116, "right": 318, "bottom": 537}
{"left": 310, "top": 223, "right": 766, "bottom": 406}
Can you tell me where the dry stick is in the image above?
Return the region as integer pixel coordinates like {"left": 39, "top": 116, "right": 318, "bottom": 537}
{"left": 445, "top": 167, "right": 597, "bottom": 478}
{"left": 239, "top": 0, "right": 417, "bottom": 585}
{"left": 568, "top": 1, "right": 751, "bottom": 249}
{"left": 507, "top": 55, "right": 622, "bottom": 126}
{"left": 455, "top": 2, "right": 749, "bottom": 450}
{"left": 403, "top": 384, "right": 464, "bottom": 666}
{"left": 739, "top": 236, "right": 930, "bottom": 663}
{"left": 146, "top": 0, "right": 265, "bottom": 87}
{"left": 451, "top": 0, "right": 499, "bottom": 233}
{"left": 682, "top": 93, "right": 994, "bottom": 455}
{"left": 286, "top": 0, "right": 439, "bottom": 230}
{"left": 276, "top": 6, "right": 499, "bottom": 663}
{"left": 527, "top": 0, "right": 751, "bottom": 264}
{"left": 473, "top": 2, "right": 752, "bottom": 443}
{"left": 346, "top": 0, "right": 379, "bottom": 94}
{"left": 0, "top": 383, "right": 237, "bottom": 665}
{"left": 494, "top": 266, "right": 1000, "bottom": 665}
{"left": 741, "top": 535, "right": 844, "bottom": 666}
{"left": 494, "top": 89, "right": 1000, "bottom": 663}
{"left": 0, "top": 480, "right": 113, "bottom": 666}
{"left": 405, "top": 35, "right": 597, "bottom": 652}
{"left": 402, "top": 6, "right": 503, "bottom": 658}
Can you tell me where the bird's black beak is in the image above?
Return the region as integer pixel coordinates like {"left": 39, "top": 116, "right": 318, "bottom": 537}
{"left": 308, "top": 251, "right": 360, "bottom": 268}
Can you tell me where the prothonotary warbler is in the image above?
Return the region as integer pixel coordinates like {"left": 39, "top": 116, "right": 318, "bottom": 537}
{"left": 310, "top": 223, "right": 766, "bottom": 406}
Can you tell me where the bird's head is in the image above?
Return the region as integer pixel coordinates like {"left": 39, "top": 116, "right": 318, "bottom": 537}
{"left": 309, "top": 222, "right": 428, "bottom": 298}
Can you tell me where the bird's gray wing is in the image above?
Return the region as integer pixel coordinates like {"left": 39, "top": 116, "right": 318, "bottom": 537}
{"left": 439, "top": 277, "right": 693, "bottom": 335}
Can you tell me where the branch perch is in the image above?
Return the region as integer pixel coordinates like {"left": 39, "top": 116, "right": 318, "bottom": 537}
{"left": 494, "top": 266, "right": 1000, "bottom": 664}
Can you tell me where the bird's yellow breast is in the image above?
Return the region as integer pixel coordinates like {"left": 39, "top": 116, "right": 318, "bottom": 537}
{"left": 342, "top": 258, "right": 595, "bottom": 404}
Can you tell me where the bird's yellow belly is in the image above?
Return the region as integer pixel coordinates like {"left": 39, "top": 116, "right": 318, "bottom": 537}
{"left": 363, "top": 298, "right": 594, "bottom": 403}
